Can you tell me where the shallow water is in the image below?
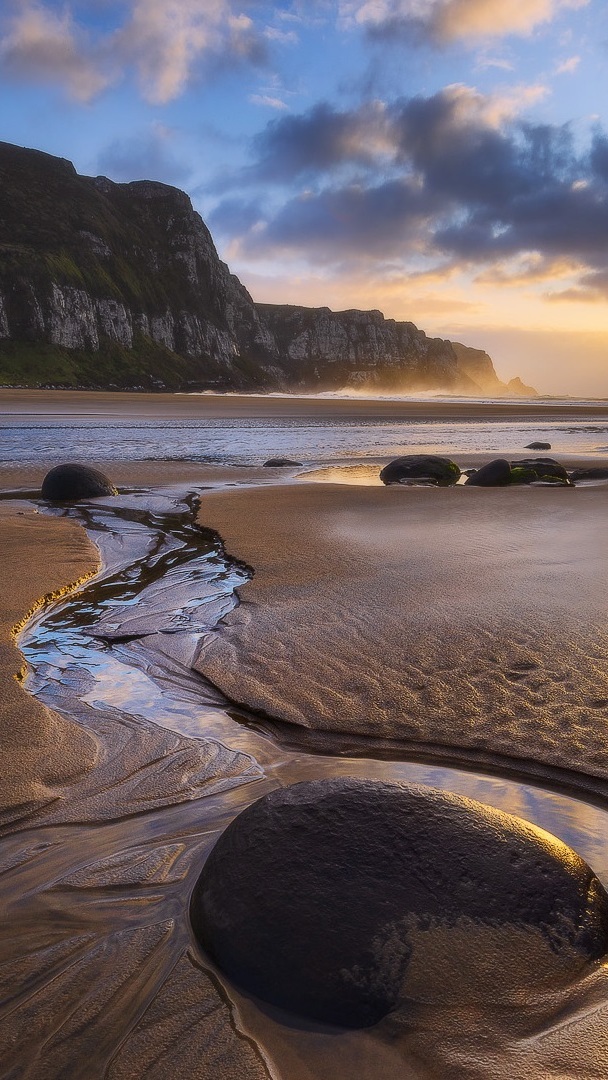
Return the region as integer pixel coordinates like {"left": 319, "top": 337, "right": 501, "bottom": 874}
{"left": 4, "top": 486, "right": 608, "bottom": 1078}
{"left": 3, "top": 413, "right": 608, "bottom": 467}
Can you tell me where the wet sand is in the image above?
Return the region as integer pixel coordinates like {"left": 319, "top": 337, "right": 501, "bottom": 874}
{"left": 3, "top": 385, "right": 608, "bottom": 421}
{"left": 196, "top": 481, "right": 608, "bottom": 794}
{"left": 0, "top": 505, "right": 99, "bottom": 814}
{"left": 3, "top": 391, "right": 608, "bottom": 1078}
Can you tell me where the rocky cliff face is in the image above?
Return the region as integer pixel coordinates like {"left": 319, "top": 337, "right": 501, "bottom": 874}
{"left": 0, "top": 141, "right": 521, "bottom": 394}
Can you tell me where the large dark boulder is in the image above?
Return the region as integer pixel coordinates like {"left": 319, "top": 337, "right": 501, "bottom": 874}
{"left": 190, "top": 778, "right": 608, "bottom": 1029}
{"left": 510, "top": 457, "right": 568, "bottom": 481}
{"left": 380, "top": 455, "right": 460, "bottom": 486}
{"left": 41, "top": 463, "right": 117, "bottom": 500}
{"left": 464, "top": 458, "right": 511, "bottom": 486}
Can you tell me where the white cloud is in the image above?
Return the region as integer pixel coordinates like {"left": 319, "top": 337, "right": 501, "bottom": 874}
{"left": 250, "top": 93, "right": 289, "bottom": 109}
{"left": 341, "top": 0, "right": 589, "bottom": 42}
{"left": 264, "top": 26, "right": 299, "bottom": 44}
{"left": 0, "top": 2, "right": 111, "bottom": 101}
{"left": 555, "top": 54, "right": 581, "bottom": 73}
{"left": 0, "top": 1, "right": 268, "bottom": 105}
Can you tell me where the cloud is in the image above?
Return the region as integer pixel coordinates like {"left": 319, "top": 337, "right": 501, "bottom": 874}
{"left": 114, "top": 2, "right": 268, "bottom": 104}
{"left": 341, "top": 0, "right": 589, "bottom": 44}
{"left": 245, "top": 100, "right": 395, "bottom": 181}
{"left": 0, "top": 1, "right": 269, "bottom": 104}
{"left": 211, "top": 85, "right": 608, "bottom": 303}
{"left": 555, "top": 54, "right": 581, "bottom": 73}
{"left": 0, "top": 2, "right": 111, "bottom": 101}
{"left": 96, "top": 125, "right": 192, "bottom": 185}
{"left": 249, "top": 93, "right": 289, "bottom": 110}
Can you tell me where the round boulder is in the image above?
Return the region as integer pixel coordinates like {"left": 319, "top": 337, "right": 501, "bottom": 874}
{"left": 464, "top": 458, "right": 512, "bottom": 486}
{"left": 190, "top": 778, "right": 608, "bottom": 1029}
{"left": 380, "top": 455, "right": 460, "bottom": 486}
{"left": 41, "top": 463, "right": 118, "bottom": 501}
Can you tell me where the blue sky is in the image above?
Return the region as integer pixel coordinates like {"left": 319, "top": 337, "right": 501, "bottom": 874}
{"left": 1, "top": 0, "right": 608, "bottom": 393}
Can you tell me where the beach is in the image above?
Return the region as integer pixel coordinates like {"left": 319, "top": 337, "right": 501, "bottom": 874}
{"left": 2, "top": 389, "right": 608, "bottom": 1078}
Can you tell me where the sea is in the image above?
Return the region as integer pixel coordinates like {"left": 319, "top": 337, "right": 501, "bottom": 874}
{"left": 2, "top": 394, "right": 608, "bottom": 467}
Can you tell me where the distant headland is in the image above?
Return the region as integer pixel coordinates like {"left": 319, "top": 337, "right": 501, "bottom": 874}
{"left": 0, "top": 141, "right": 535, "bottom": 396}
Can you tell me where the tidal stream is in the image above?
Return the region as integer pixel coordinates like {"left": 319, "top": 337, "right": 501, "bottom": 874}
{"left": 3, "top": 485, "right": 608, "bottom": 1077}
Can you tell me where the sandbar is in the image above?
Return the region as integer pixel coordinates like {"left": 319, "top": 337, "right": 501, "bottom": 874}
{"left": 196, "top": 480, "right": 608, "bottom": 794}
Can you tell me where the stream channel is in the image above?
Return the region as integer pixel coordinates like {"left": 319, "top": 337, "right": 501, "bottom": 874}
{"left": 4, "top": 483, "right": 608, "bottom": 1077}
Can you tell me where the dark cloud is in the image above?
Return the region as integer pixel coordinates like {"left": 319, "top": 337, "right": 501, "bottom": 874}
{"left": 96, "top": 131, "right": 192, "bottom": 186}
{"left": 249, "top": 178, "right": 442, "bottom": 259}
{"left": 211, "top": 87, "right": 608, "bottom": 298}
{"left": 247, "top": 101, "right": 391, "bottom": 182}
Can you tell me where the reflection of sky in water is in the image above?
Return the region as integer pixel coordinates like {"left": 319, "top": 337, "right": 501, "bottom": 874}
{"left": 3, "top": 416, "right": 608, "bottom": 465}
{"left": 20, "top": 493, "right": 608, "bottom": 891}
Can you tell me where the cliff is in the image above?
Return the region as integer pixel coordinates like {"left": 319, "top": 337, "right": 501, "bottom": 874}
{"left": 0, "top": 141, "right": 523, "bottom": 394}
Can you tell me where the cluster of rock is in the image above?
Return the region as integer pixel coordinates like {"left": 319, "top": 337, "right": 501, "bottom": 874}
{"left": 379, "top": 453, "right": 589, "bottom": 487}
{"left": 0, "top": 142, "right": 534, "bottom": 395}
{"left": 190, "top": 778, "right": 608, "bottom": 1028}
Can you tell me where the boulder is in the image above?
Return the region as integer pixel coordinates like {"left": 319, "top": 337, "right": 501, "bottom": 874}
{"left": 380, "top": 455, "right": 460, "bottom": 486}
{"left": 509, "top": 466, "right": 539, "bottom": 485}
{"left": 464, "top": 458, "right": 511, "bottom": 486}
{"left": 525, "top": 442, "right": 551, "bottom": 450}
{"left": 530, "top": 478, "right": 573, "bottom": 487}
{"left": 41, "top": 463, "right": 118, "bottom": 501}
{"left": 568, "top": 467, "right": 608, "bottom": 482}
{"left": 263, "top": 458, "right": 303, "bottom": 467}
{"left": 190, "top": 778, "right": 608, "bottom": 1029}
{"left": 509, "top": 458, "right": 568, "bottom": 481}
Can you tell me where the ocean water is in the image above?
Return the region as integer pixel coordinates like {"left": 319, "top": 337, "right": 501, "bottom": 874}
{"left": 2, "top": 412, "right": 608, "bottom": 467}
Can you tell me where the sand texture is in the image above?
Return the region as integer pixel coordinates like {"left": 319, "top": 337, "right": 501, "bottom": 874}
{"left": 196, "top": 481, "right": 608, "bottom": 788}
{"left": 4, "top": 385, "right": 608, "bottom": 420}
{"left": 2, "top": 387, "right": 608, "bottom": 1079}
{"left": 0, "top": 499, "right": 279, "bottom": 1079}
{"left": 0, "top": 506, "right": 99, "bottom": 815}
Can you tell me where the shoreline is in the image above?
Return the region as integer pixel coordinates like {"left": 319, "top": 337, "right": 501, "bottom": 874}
{"left": 3, "top": 385, "right": 608, "bottom": 421}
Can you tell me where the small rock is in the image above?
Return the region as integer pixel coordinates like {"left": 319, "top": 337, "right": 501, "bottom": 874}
{"left": 41, "top": 463, "right": 117, "bottom": 501}
{"left": 568, "top": 467, "right": 608, "bottom": 482}
{"left": 263, "top": 458, "right": 303, "bottom": 467}
{"left": 525, "top": 442, "right": 552, "bottom": 450}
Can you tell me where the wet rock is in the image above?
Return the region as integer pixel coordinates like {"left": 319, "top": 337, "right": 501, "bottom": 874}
{"left": 262, "top": 458, "right": 303, "bottom": 467}
{"left": 380, "top": 455, "right": 460, "bottom": 486}
{"left": 41, "top": 463, "right": 118, "bottom": 501}
{"left": 525, "top": 442, "right": 552, "bottom": 450}
{"left": 530, "top": 477, "right": 574, "bottom": 487}
{"left": 190, "top": 778, "right": 608, "bottom": 1029}
{"left": 509, "top": 466, "right": 539, "bottom": 485}
{"left": 510, "top": 457, "right": 569, "bottom": 481}
{"left": 568, "top": 467, "right": 608, "bottom": 482}
{"left": 394, "top": 476, "right": 438, "bottom": 486}
{"left": 464, "top": 458, "right": 511, "bottom": 486}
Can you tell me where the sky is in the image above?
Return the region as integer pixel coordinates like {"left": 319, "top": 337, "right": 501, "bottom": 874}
{"left": 1, "top": 0, "right": 608, "bottom": 395}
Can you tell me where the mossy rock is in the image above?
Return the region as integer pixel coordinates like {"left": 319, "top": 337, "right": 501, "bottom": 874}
{"left": 380, "top": 455, "right": 461, "bottom": 486}
{"left": 509, "top": 467, "right": 538, "bottom": 485}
